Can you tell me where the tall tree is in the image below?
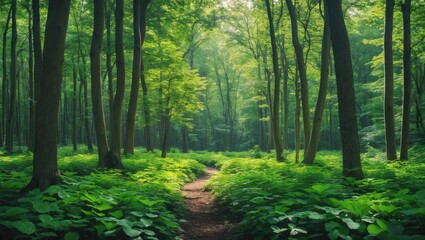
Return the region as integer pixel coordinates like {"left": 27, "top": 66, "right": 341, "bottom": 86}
{"left": 109, "top": 0, "right": 125, "bottom": 167}
{"left": 125, "top": 0, "right": 151, "bottom": 154}
{"left": 384, "top": 0, "right": 397, "bottom": 160}
{"left": 1, "top": 7, "right": 11, "bottom": 148}
{"left": 285, "top": 0, "right": 311, "bottom": 152}
{"left": 5, "top": 0, "right": 17, "bottom": 152}
{"left": 327, "top": 0, "right": 364, "bottom": 179}
{"left": 90, "top": 0, "right": 109, "bottom": 167}
{"left": 31, "top": 0, "right": 42, "bottom": 152}
{"left": 23, "top": 0, "right": 71, "bottom": 191}
{"left": 303, "top": 0, "right": 331, "bottom": 164}
{"left": 26, "top": 2, "right": 35, "bottom": 152}
{"left": 400, "top": 0, "right": 411, "bottom": 160}
{"left": 265, "top": 0, "right": 283, "bottom": 161}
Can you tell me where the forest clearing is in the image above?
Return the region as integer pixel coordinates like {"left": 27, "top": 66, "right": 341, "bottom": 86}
{"left": 1, "top": 0, "right": 424, "bottom": 239}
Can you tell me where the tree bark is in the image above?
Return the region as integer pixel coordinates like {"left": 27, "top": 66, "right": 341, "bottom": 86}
{"left": 1, "top": 7, "right": 11, "bottom": 148}
{"left": 31, "top": 0, "right": 42, "bottom": 152}
{"left": 26, "top": 3, "right": 35, "bottom": 151}
{"left": 286, "top": 0, "right": 311, "bottom": 153}
{"left": 303, "top": 1, "right": 331, "bottom": 164}
{"left": 125, "top": 0, "right": 150, "bottom": 154}
{"left": 72, "top": 60, "right": 77, "bottom": 151}
{"left": 90, "top": 0, "right": 109, "bottom": 167}
{"left": 105, "top": 1, "right": 114, "bottom": 134}
{"left": 384, "top": 0, "right": 397, "bottom": 161}
{"left": 265, "top": 0, "right": 283, "bottom": 161}
{"left": 400, "top": 0, "right": 411, "bottom": 161}
{"left": 23, "top": 0, "right": 71, "bottom": 191}
{"left": 109, "top": 0, "right": 125, "bottom": 167}
{"left": 6, "top": 0, "right": 17, "bottom": 152}
{"left": 328, "top": 0, "right": 364, "bottom": 179}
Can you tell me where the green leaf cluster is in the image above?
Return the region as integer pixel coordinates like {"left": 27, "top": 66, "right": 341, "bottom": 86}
{"left": 208, "top": 149, "right": 425, "bottom": 239}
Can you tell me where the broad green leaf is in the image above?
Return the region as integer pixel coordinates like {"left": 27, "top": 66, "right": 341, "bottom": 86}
{"left": 39, "top": 214, "right": 53, "bottom": 224}
{"left": 64, "top": 232, "right": 79, "bottom": 240}
{"left": 307, "top": 211, "right": 325, "bottom": 220}
{"left": 142, "top": 229, "right": 156, "bottom": 236}
{"left": 123, "top": 227, "right": 142, "bottom": 237}
{"left": 32, "top": 200, "right": 59, "bottom": 213}
{"left": 140, "top": 218, "right": 153, "bottom": 227}
{"left": 342, "top": 218, "right": 360, "bottom": 230}
{"left": 5, "top": 207, "right": 30, "bottom": 217}
{"left": 110, "top": 210, "right": 123, "bottom": 218}
{"left": 311, "top": 184, "right": 332, "bottom": 194}
{"left": 325, "top": 221, "right": 341, "bottom": 232}
{"left": 11, "top": 220, "right": 36, "bottom": 235}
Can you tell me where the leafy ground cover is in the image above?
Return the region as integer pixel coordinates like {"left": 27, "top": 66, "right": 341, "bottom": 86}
{"left": 207, "top": 146, "right": 425, "bottom": 240}
{"left": 0, "top": 147, "right": 205, "bottom": 240}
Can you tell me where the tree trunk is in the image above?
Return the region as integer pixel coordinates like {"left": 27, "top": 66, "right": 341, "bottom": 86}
{"left": 1, "top": 7, "right": 11, "bottom": 148}
{"left": 31, "top": 0, "right": 42, "bottom": 152}
{"left": 105, "top": 1, "right": 114, "bottom": 134}
{"left": 90, "top": 0, "right": 109, "bottom": 167}
{"left": 303, "top": 1, "right": 331, "bottom": 164}
{"left": 265, "top": 0, "right": 283, "bottom": 161}
{"left": 400, "top": 0, "right": 411, "bottom": 161}
{"left": 109, "top": 0, "right": 125, "bottom": 167}
{"left": 72, "top": 60, "right": 77, "bottom": 151}
{"left": 125, "top": 0, "right": 150, "bottom": 154}
{"left": 280, "top": 35, "right": 290, "bottom": 151}
{"left": 327, "top": 0, "right": 364, "bottom": 179}
{"left": 286, "top": 0, "right": 311, "bottom": 153}
{"left": 161, "top": 108, "right": 171, "bottom": 158}
{"left": 83, "top": 76, "right": 93, "bottom": 151}
{"left": 384, "top": 0, "right": 397, "bottom": 161}
{"left": 26, "top": 4, "right": 35, "bottom": 151}
{"left": 6, "top": 0, "right": 17, "bottom": 152}
{"left": 23, "top": 0, "right": 71, "bottom": 191}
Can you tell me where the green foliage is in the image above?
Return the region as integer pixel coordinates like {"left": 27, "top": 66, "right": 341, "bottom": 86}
{"left": 208, "top": 150, "right": 425, "bottom": 239}
{"left": 0, "top": 147, "right": 205, "bottom": 239}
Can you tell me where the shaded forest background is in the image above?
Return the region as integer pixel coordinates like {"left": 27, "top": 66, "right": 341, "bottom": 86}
{"left": 0, "top": 0, "right": 424, "bottom": 158}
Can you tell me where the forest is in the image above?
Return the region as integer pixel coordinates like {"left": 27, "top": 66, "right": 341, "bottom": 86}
{"left": 0, "top": 0, "right": 424, "bottom": 239}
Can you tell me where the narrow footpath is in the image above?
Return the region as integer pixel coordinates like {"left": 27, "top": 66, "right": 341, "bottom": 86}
{"left": 181, "top": 167, "right": 234, "bottom": 240}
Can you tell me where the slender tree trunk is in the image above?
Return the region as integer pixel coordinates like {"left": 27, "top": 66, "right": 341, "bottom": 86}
{"left": 384, "top": 0, "right": 397, "bottom": 160}
{"left": 125, "top": 0, "right": 144, "bottom": 154}
{"left": 141, "top": 56, "right": 153, "bottom": 152}
{"left": 303, "top": 1, "right": 331, "bottom": 164}
{"left": 90, "top": 0, "right": 109, "bottom": 167}
{"left": 83, "top": 76, "right": 93, "bottom": 151}
{"left": 400, "top": 0, "right": 411, "bottom": 161}
{"left": 105, "top": 1, "right": 114, "bottom": 134}
{"left": 286, "top": 0, "right": 311, "bottom": 153}
{"left": 6, "top": 0, "right": 17, "bottom": 152}
{"left": 72, "top": 60, "right": 78, "bottom": 151}
{"left": 295, "top": 76, "right": 301, "bottom": 163}
{"left": 31, "top": 0, "right": 42, "bottom": 152}
{"left": 161, "top": 108, "right": 170, "bottom": 158}
{"left": 109, "top": 0, "right": 125, "bottom": 167}
{"left": 26, "top": 4, "right": 35, "bottom": 151}
{"left": 1, "top": 7, "right": 11, "bottom": 148}
{"left": 328, "top": 0, "right": 364, "bottom": 179}
{"left": 280, "top": 35, "right": 290, "bottom": 151}
{"left": 265, "top": 0, "right": 283, "bottom": 161}
{"left": 23, "top": 0, "right": 71, "bottom": 191}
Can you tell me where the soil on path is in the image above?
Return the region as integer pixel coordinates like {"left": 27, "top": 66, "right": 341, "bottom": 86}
{"left": 181, "top": 167, "right": 234, "bottom": 240}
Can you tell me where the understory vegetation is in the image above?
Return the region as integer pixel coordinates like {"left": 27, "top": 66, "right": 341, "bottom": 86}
{"left": 207, "top": 146, "right": 425, "bottom": 239}
{"left": 1, "top": 146, "right": 425, "bottom": 239}
{"left": 0, "top": 147, "right": 205, "bottom": 240}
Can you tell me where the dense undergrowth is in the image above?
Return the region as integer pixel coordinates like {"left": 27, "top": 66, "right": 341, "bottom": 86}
{"left": 1, "top": 146, "right": 425, "bottom": 239}
{"left": 207, "top": 146, "right": 425, "bottom": 240}
{"left": 0, "top": 147, "right": 205, "bottom": 240}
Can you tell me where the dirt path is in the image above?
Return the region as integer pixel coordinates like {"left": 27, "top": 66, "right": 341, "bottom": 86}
{"left": 181, "top": 167, "right": 234, "bottom": 240}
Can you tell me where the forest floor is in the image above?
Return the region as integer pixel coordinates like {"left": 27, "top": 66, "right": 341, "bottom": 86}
{"left": 181, "top": 167, "right": 235, "bottom": 240}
